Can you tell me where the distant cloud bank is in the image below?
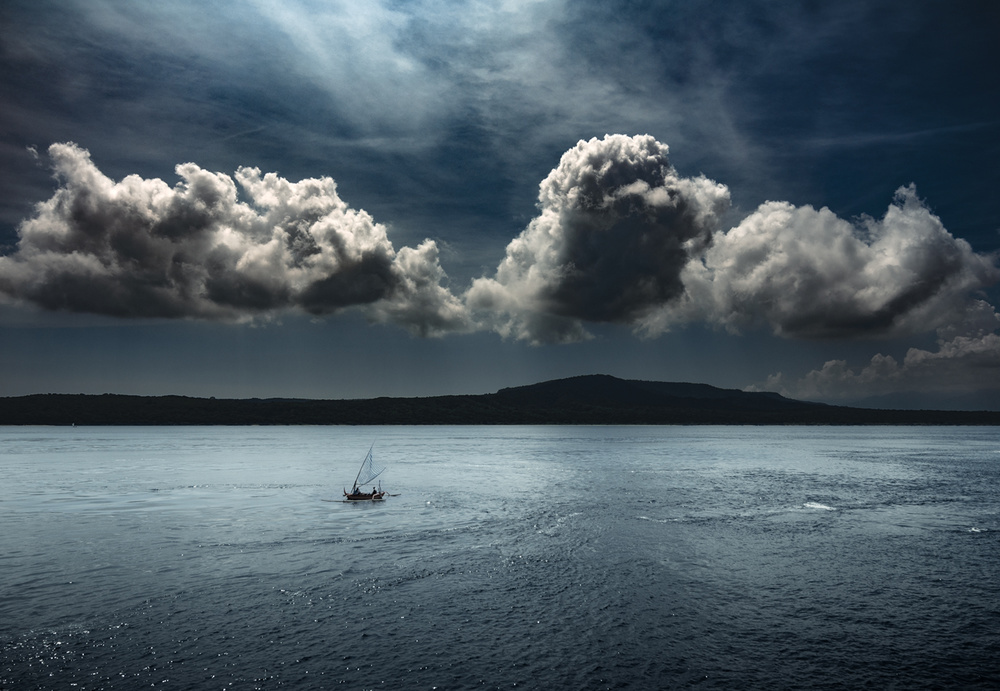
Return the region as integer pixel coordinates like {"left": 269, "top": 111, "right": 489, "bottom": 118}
{"left": 757, "top": 308, "right": 1000, "bottom": 403}
{"left": 2, "top": 136, "right": 998, "bottom": 399}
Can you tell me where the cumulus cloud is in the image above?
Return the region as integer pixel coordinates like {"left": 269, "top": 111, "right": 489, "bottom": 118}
{"left": 757, "top": 301, "right": 1000, "bottom": 402}
{"left": 0, "top": 143, "right": 470, "bottom": 335}
{"left": 466, "top": 134, "right": 731, "bottom": 343}
{"left": 668, "top": 184, "right": 999, "bottom": 339}
{"left": 468, "top": 134, "right": 998, "bottom": 345}
{"left": 5, "top": 136, "right": 999, "bottom": 354}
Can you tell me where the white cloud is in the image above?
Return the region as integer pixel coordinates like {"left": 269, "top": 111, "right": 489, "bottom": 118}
{"left": 0, "top": 143, "right": 470, "bottom": 335}
{"left": 646, "top": 184, "right": 1000, "bottom": 338}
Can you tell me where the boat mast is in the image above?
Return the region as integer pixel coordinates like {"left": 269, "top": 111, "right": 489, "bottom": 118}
{"left": 351, "top": 443, "right": 375, "bottom": 492}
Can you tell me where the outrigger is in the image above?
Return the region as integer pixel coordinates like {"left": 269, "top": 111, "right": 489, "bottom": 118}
{"left": 344, "top": 444, "right": 387, "bottom": 501}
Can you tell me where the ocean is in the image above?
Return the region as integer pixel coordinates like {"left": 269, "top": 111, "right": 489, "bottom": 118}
{"left": 1, "top": 425, "right": 998, "bottom": 689}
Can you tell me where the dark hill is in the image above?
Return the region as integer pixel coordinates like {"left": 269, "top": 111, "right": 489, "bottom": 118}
{"left": 495, "top": 374, "right": 800, "bottom": 411}
{"left": 1, "top": 375, "right": 998, "bottom": 425}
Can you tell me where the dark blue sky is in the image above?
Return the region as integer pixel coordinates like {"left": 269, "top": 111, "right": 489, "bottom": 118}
{"left": 1, "top": 0, "right": 998, "bottom": 406}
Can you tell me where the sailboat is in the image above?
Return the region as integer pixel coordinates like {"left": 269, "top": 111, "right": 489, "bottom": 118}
{"left": 343, "top": 444, "right": 387, "bottom": 501}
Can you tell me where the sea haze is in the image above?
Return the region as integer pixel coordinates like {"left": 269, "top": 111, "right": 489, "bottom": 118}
{"left": 1, "top": 426, "right": 998, "bottom": 689}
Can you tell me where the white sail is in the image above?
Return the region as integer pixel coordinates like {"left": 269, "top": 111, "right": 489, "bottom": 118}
{"left": 352, "top": 445, "right": 386, "bottom": 491}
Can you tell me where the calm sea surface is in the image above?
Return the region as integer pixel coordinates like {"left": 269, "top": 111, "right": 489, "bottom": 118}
{"left": 1, "top": 426, "right": 998, "bottom": 690}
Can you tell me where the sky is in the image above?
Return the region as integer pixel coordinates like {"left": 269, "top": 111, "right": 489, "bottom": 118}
{"left": 1, "top": 0, "right": 999, "bottom": 407}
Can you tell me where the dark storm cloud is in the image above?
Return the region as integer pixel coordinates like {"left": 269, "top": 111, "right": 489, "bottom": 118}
{"left": 0, "top": 143, "right": 470, "bottom": 335}
{"left": 469, "top": 136, "right": 999, "bottom": 345}
{"left": 3, "top": 0, "right": 998, "bottom": 269}
{"left": 466, "top": 135, "right": 731, "bottom": 343}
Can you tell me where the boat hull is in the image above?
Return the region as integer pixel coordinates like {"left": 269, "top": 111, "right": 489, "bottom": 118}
{"left": 344, "top": 492, "right": 386, "bottom": 501}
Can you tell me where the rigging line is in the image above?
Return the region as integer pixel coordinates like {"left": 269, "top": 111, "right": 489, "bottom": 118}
{"left": 352, "top": 443, "right": 375, "bottom": 491}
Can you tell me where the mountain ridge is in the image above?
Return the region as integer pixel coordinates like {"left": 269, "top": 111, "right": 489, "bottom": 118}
{"left": 1, "top": 375, "right": 998, "bottom": 425}
{"left": 495, "top": 374, "right": 805, "bottom": 410}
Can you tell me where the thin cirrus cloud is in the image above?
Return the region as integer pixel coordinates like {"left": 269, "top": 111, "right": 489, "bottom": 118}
{"left": 0, "top": 143, "right": 471, "bottom": 337}
{"left": 2, "top": 136, "right": 998, "bottom": 372}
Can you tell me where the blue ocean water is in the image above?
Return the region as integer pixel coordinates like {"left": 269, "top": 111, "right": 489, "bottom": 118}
{"left": 1, "top": 425, "right": 998, "bottom": 689}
